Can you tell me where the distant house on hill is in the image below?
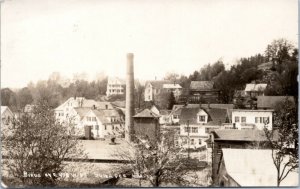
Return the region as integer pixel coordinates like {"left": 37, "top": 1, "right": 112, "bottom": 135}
{"left": 106, "top": 77, "right": 125, "bottom": 97}
{"left": 244, "top": 83, "right": 267, "bottom": 97}
{"left": 144, "top": 80, "right": 182, "bottom": 102}
{"left": 188, "top": 81, "right": 220, "bottom": 103}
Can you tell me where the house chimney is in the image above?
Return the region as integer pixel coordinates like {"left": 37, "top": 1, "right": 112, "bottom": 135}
{"left": 125, "top": 53, "right": 135, "bottom": 142}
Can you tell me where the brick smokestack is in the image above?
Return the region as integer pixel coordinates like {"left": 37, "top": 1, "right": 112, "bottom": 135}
{"left": 125, "top": 53, "right": 135, "bottom": 142}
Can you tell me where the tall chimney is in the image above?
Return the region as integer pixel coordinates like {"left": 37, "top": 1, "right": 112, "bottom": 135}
{"left": 125, "top": 53, "right": 135, "bottom": 142}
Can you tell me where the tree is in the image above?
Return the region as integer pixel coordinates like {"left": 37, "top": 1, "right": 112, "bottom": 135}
{"left": 167, "top": 92, "right": 176, "bottom": 110}
{"left": 265, "top": 39, "right": 294, "bottom": 73}
{"left": 17, "top": 87, "right": 33, "bottom": 109}
{"left": 1, "top": 88, "right": 18, "bottom": 110}
{"left": 2, "top": 100, "right": 85, "bottom": 187}
{"left": 154, "top": 91, "right": 171, "bottom": 110}
{"left": 213, "top": 71, "right": 235, "bottom": 103}
{"left": 264, "top": 98, "right": 298, "bottom": 186}
{"left": 115, "top": 131, "right": 198, "bottom": 187}
{"left": 164, "top": 72, "right": 180, "bottom": 82}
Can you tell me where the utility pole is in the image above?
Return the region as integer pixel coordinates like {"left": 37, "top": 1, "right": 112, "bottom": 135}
{"left": 187, "top": 120, "right": 190, "bottom": 159}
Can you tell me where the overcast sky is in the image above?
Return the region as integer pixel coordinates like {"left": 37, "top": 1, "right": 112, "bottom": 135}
{"left": 1, "top": 0, "right": 298, "bottom": 88}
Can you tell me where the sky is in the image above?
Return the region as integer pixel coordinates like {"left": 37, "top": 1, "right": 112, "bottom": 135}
{"left": 1, "top": 0, "right": 298, "bottom": 88}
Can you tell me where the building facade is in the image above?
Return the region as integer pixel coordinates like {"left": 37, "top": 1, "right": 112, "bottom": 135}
{"left": 231, "top": 109, "right": 273, "bottom": 130}
{"left": 188, "top": 81, "right": 220, "bottom": 104}
{"left": 106, "top": 77, "right": 125, "bottom": 96}
{"left": 144, "top": 80, "right": 182, "bottom": 102}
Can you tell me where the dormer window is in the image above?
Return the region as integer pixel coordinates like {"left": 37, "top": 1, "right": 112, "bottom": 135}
{"left": 199, "top": 115, "right": 206, "bottom": 122}
{"left": 197, "top": 109, "right": 208, "bottom": 123}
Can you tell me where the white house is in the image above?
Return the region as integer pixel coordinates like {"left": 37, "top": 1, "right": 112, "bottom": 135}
{"left": 106, "top": 77, "right": 125, "bottom": 96}
{"left": 144, "top": 80, "right": 182, "bottom": 102}
{"left": 54, "top": 97, "right": 113, "bottom": 124}
{"left": 70, "top": 107, "right": 124, "bottom": 138}
{"left": 177, "top": 107, "right": 228, "bottom": 149}
{"left": 231, "top": 109, "right": 273, "bottom": 130}
{"left": 244, "top": 83, "right": 267, "bottom": 97}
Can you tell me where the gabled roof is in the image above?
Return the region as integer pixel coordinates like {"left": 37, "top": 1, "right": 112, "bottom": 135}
{"left": 133, "top": 109, "right": 160, "bottom": 118}
{"left": 205, "top": 108, "right": 228, "bottom": 125}
{"left": 147, "top": 80, "right": 173, "bottom": 89}
{"left": 213, "top": 129, "right": 273, "bottom": 141}
{"left": 257, "top": 96, "right": 295, "bottom": 109}
{"left": 95, "top": 101, "right": 114, "bottom": 110}
{"left": 172, "top": 104, "right": 184, "bottom": 111}
{"left": 74, "top": 107, "right": 92, "bottom": 118}
{"left": 107, "top": 77, "right": 125, "bottom": 85}
{"left": 222, "top": 149, "right": 298, "bottom": 186}
{"left": 111, "top": 100, "right": 126, "bottom": 108}
{"left": 92, "top": 110, "right": 111, "bottom": 124}
{"left": 185, "top": 104, "right": 234, "bottom": 109}
{"left": 244, "top": 83, "right": 267, "bottom": 92}
{"left": 159, "top": 110, "right": 171, "bottom": 116}
{"left": 179, "top": 107, "right": 201, "bottom": 124}
{"left": 257, "top": 62, "right": 273, "bottom": 71}
{"left": 97, "top": 109, "right": 120, "bottom": 117}
{"left": 162, "top": 84, "right": 182, "bottom": 89}
{"left": 179, "top": 107, "right": 228, "bottom": 125}
{"left": 190, "top": 81, "right": 214, "bottom": 91}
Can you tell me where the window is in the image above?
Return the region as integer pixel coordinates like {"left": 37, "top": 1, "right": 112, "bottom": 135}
{"left": 192, "top": 127, "right": 198, "bottom": 133}
{"left": 105, "top": 105, "right": 108, "bottom": 109}
{"left": 112, "top": 125, "right": 115, "bottom": 130}
{"left": 199, "top": 115, "right": 206, "bottom": 122}
{"left": 263, "top": 117, "right": 269, "bottom": 124}
{"left": 235, "top": 116, "right": 240, "bottom": 123}
{"left": 199, "top": 139, "right": 202, "bottom": 145}
{"left": 184, "top": 127, "right": 190, "bottom": 133}
{"left": 205, "top": 128, "right": 211, "bottom": 133}
{"left": 95, "top": 125, "right": 99, "bottom": 130}
{"left": 92, "top": 117, "right": 96, "bottom": 121}
{"left": 191, "top": 139, "right": 194, "bottom": 145}
{"left": 87, "top": 117, "right": 91, "bottom": 121}
{"left": 255, "top": 117, "right": 259, "bottom": 123}
{"left": 104, "top": 125, "right": 107, "bottom": 130}
{"left": 241, "top": 117, "right": 246, "bottom": 123}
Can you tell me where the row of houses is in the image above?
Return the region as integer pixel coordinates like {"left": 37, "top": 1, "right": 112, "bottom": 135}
{"left": 54, "top": 97, "right": 125, "bottom": 138}
{"left": 106, "top": 76, "right": 220, "bottom": 103}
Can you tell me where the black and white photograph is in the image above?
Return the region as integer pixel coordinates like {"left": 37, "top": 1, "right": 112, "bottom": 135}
{"left": 0, "top": 0, "right": 298, "bottom": 187}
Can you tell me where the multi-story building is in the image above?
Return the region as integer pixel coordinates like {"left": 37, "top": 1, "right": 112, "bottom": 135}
{"left": 144, "top": 80, "right": 182, "bottom": 102}
{"left": 188, "top": 81, "right": 220, "bottom": 103}
{"left": 54, "top": 97, "right": 113, "bottom": 123}
{"left": 231, "top": 109, "right": 273, "bottom": 130}
{"left": 176, "top": 106, "right": 229, "bottom": 149}
{"left": 106, "top": 77, "right": 125, "bottom": 96}
{"left": 70, "top": 107, "right": 124, "bottom": 138}
{"left": 54, "top": 97, "right": 124, "bottom": 138}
